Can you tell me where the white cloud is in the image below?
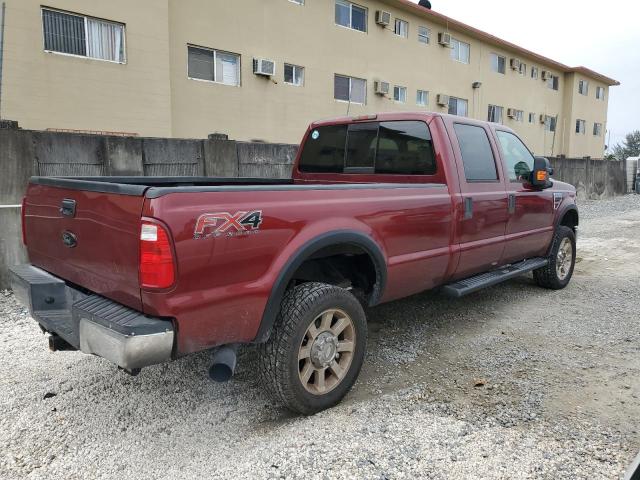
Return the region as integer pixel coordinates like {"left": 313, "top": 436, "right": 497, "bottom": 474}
{"left": 409, "top": 0, "right": 640, "bottom": 146}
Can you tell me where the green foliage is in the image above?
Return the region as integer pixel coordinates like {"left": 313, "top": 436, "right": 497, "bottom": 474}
{"left": 612, "top": 130, "right": 640, "bottom": 160}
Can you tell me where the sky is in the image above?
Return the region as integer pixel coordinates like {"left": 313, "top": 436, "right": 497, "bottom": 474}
{"left": 409, "top": 0, "right": 640, "bottom": 149}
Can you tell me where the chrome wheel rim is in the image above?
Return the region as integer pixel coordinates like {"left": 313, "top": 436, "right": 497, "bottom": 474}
{"left": 298, "top": 309, "right": 355, "bottom": 395}
{"left": 556, "top": 238, "right": 573, "bottom": 280}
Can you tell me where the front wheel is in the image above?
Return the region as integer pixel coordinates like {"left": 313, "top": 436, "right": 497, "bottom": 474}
{"left": 258, "top": 282, "right": 367, "bottom": 415}
{"left": 534, "top": 225, "right": 576, "bottom": 289}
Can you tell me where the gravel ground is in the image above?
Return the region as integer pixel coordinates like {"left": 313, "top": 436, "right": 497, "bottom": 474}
{"left": 2, "top": 194, "right": 640, "bottom": 479}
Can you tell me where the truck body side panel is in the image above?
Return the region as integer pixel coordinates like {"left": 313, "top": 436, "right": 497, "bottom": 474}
{"left": 141, "top": 185, "right": 454, "bottom": 355}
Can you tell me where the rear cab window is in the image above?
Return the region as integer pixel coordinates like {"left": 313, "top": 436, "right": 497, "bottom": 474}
{"left": 298, "top": 120, "right": 438, "bottom": 178}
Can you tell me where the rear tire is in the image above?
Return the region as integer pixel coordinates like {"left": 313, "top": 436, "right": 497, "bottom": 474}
{"left": 258, "top": 282, "right": 367, "bottom": 415}
{"left": 534, "top": 225, "right": 576, "bottom": 289}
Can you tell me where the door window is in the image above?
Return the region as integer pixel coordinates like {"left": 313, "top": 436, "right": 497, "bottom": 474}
{"left": 496, "top": 131, "right": 535, "bottom": 182}
{"left": 453, "top": 124, "right": 498, "bottom": 182}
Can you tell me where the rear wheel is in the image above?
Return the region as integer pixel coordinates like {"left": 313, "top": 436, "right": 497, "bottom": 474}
{"left": 258, "top": 282, "right": 367, "bottom": 415}
{"left": 534, "top": 225, "right": 576, "bottom": 289}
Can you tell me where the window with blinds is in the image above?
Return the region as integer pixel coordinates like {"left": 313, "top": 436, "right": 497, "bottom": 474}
{"left": 187, "top": 46, "right": 241, "bottom": 86}
{"left": 42, "top": 9, "right": 126, "bottom": 63}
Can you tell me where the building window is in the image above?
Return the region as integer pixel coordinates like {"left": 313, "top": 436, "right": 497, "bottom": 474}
{"left": 596, "top": 86, "right": 605, "bottom": 100}
{"left": 578, "top": 80, "right": 589, "bottom": 95}
{"left": 418, "top": 26, "right": 430, "bottom": 44}
{"left": 488, "top": 104, "right": 504, "bottom": 124}
{"left": 512, "top": 109, "right": 524, "bottom": 122}
{"left": 289, "top": 0, "right": 305, "bottom": 4}
{"left": 575, "top": 119, "right": 586, "bottom": 134}
{"left": 417, "top": 90, "right": 429, "bottom": 106}
{"left": 335, "top": 0, "right": 367, "bottom": 32}
{"left": 544, "top": 115, "right": 557, "bottom": 132}
{"left": 284, "top": 63, "right": 304, "bottom": 86}
{"left": 450, "top": 38, "right": 470, "bottom": 64}
{"left": 531, "top": 67, "right": 539, "bottom": 79}
{"left": 593, "top": 122, "right": 603, "bottom": 136}
{"left": 188, "top": 46, "right": 240, "bottom": 86}
{"left": 394, "top": 19, "right": 408, "bottom": 38}
{"left": 42, "top": 8, "right": 126, "bottom": 63}
{"left": 334, "top": 74, "right": 366, "bottom": 104}
{"left": 393, "top": 86, "right": 407, "bottom": 103}
{"left": 547, "top": 74, "right": 559, "bottom": 91}
{"left": 528, "top": 112, "right": 536, "bottom": 123}
{"left": 519, "top": 62, "right": 527, "bottom": 76}
{"left": 490, "top": 53, "right": 506, "bottom": 74}
{"left": 448, "top": 97, "right": 468, "bottom": 116}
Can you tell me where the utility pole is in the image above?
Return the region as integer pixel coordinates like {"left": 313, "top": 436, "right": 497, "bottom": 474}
{"left": 0, "top": 2, "right": 6, "bottom": 118}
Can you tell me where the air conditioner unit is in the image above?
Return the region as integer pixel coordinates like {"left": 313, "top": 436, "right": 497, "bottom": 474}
{"left": 375, "top": 10, "right": 391, "bottom": 26}
{"left": 253, "top": 58, "right": 275, "bottom": 77}
{"left": 436, "top": 94, "right": 450, "bottom": 106}
{"left": 539, "top": 114, "right": 547, "bottom": 124}
{"left": 507, "top": 108, "right": 517, "bottom": 118}
{"left": 541, "top": 70, "right": 550, "bottom": 81}
{"left": 510, "top": 58, "right": 521, "bottom": 71}
{"left": 438, "top": 32, "right": 452, "bottom": 47}
{"left": 374, "top": 80, "right": 390, "bottom": 96}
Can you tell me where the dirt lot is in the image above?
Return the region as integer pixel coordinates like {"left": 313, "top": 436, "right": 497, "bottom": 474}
{"left": 1, "top": 195, "right": 639, "bottom": 479}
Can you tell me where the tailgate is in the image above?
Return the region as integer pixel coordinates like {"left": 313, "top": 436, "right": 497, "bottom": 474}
{"left": 23, "top": 181, "right": 146, "bottom": 311}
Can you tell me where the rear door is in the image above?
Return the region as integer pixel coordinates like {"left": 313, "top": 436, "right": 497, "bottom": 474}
{"left": 24, "top": 182, "right": 146, "bottom": 310}
{"left": 494, "top": 129, "right": 555, "bottom": 262}
{"left": 448, "top": 121, "right": 509, "bottom": 279}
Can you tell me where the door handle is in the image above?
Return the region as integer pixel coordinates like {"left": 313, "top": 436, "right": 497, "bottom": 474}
{"left": 464, "top": 197, "right": 473, "bottom": 219}
{"left": 508, "top": 194, "right": 516, "bottom": 214}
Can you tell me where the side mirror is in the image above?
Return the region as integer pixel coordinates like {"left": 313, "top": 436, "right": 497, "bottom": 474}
{"left": 529, "top": 156, "right": 553, "bottom": 189}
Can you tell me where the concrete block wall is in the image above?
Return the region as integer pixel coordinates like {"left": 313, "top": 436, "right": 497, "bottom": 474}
{"left": 549, "top": 156, "right": 627, "bottom": 200}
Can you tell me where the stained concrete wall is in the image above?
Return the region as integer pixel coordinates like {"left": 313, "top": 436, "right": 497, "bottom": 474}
{"left": 549, "top": 156, "right": 627, "bottom": 200}
{"left": 0, "top": 122, "right": 627, "bottom": 288}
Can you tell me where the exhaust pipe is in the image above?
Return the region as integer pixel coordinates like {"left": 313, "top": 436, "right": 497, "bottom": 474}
{"left": 208, "top": 344, "right": 238, "bottom": 382}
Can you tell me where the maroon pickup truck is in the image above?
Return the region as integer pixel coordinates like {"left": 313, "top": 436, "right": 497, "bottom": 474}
{"left": 11, "top": 112, "right": 578, "bottom": 414}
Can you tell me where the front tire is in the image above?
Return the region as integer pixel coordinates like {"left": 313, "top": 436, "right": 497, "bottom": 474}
{"left": 258, "top": 282, "right": 367, "bottom": 415}
{"left": 534, "top": 225, "right": 576, "bottom": 289}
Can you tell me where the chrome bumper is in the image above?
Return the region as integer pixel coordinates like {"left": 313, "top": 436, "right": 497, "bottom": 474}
{"left": 9, "top": 264, "right": 174, "bottom": 370}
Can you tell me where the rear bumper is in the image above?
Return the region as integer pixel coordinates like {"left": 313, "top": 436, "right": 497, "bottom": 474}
{"left": 9, "top": 264, "right": 174, "bottom": 370}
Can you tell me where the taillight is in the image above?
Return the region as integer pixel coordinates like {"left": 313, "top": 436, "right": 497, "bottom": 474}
{"left": 139, "top": 219, "right": 175, "bottom": 289}
{"left": 21, "top": 197, "right": 27, "bottom": 245}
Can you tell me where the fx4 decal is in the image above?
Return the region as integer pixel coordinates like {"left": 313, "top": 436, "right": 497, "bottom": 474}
{"left": 194, "top": 211, "right": 263, "bottom": 239}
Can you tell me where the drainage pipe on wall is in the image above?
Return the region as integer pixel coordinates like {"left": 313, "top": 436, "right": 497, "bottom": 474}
{"left": 0, "top": 2, "right": 6, "bottom": 117}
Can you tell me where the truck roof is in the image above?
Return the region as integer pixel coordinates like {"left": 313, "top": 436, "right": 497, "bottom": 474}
{"left": 309, "top": 111, "right": 517, "bottom": 134}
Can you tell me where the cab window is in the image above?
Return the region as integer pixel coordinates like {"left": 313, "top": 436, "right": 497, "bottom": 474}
{"left": 298, "top": 120, "right": 436, "bottom": 175}
{"left": 453, "top": 123, "right": 498, "bottom": 182}
{"left": 496, "top": 130, "right": 535, "bottom": 182}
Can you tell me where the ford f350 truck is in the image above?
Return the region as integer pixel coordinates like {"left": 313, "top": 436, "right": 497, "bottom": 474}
{"left": 11, "top": 112, "right": 578, "bottom": 414}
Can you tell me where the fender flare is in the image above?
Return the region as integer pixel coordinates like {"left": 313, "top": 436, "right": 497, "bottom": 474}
{"left": 252, "top": 230, "right": 387, "bottom": 343}
{"left": 554, "top": 203, "right": 579, "bottom": 230}
{"left": 548, "top": 203, "right": 579, "bottom": 255}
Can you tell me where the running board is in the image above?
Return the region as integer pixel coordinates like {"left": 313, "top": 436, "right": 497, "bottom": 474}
{"left": 442, "top": 257, "right": 548, "bottom": 298}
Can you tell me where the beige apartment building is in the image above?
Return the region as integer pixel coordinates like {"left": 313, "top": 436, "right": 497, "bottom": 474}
{"left": 0, "top": 0, "right": 619, "bottom": 158}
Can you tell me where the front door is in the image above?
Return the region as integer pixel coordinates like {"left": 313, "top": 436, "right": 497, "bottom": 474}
{"left": 494, "top": 130, "right": 555, "bottom": 263}
{"left": 448, "top": 121, "right": 509, "bottom": 280}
